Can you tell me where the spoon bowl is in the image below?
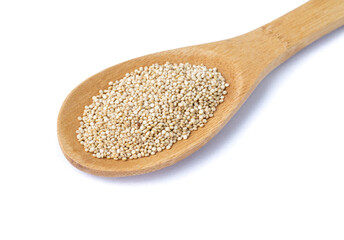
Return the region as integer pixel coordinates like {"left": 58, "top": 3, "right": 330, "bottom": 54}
{"left": 58, "top": 46, "right": 242, "bottom": 176}
{"left": 58, "top": 0, "right": 344, "bottom": 176}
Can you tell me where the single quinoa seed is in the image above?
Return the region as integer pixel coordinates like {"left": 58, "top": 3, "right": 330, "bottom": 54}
{"left": 76, "top": 62, "right": 229, "bottom": 160}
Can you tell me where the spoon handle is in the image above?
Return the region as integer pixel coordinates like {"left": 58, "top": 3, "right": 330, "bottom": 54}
{"left": 263, "top": 0, "right": 344, "bottom": 63}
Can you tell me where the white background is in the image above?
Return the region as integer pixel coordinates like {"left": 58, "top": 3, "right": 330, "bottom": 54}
{"left": 1, "top": 0, "right": 343, "bottom": 239}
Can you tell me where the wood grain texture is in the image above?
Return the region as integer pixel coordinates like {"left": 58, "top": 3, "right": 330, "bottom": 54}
{"left": 57, "top": 0, "right": 344, "bottom": 177}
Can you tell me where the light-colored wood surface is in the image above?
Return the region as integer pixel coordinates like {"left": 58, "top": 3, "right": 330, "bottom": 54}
{"left": 57, "top": 0, "right": 344, "bottom": 177}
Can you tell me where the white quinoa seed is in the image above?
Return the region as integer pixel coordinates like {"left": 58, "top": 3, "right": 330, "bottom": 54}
{"left": 77, "top": 62, "right": 229, "bottom": 160}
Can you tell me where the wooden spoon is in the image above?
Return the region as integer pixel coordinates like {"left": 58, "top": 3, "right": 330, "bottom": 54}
{"left": 58, "top": 0, "right": 344, "bottom": 177}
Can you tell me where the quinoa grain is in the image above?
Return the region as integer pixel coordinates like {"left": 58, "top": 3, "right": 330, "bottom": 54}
{"left": 76, "top": 62, "right": 228, "bottom": 160}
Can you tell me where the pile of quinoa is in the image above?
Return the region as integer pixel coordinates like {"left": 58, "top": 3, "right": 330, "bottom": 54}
{"left": 76, "top": 62, "right": 229, "bottom": 160}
